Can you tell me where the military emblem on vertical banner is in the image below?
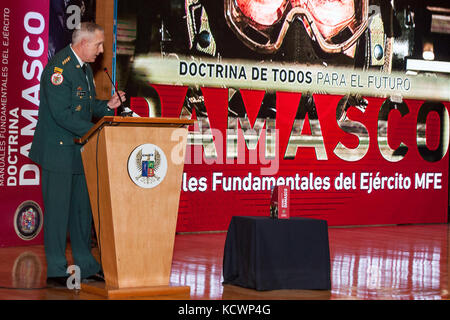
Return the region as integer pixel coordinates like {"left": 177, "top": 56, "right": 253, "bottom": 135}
{"left": 13, "top": 201, "right": 43, "bottom": 241}
{"left": 127, "top": 143, "right": 168, "bottom": 188}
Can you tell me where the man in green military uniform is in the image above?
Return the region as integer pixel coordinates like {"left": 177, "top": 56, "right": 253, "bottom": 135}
{"left": 29, "top": 22, "right": 126, "bottom": 287}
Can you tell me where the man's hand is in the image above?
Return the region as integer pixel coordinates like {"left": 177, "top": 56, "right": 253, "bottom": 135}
{"left": 107, "top": 91, "right": 126, "bottom": 109}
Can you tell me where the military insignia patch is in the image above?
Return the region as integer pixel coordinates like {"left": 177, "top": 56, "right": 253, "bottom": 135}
{"left": 51, "top": 72, "right": 64, "bottom": 85}
{"left": 127, "top": 143, "right": 168, "bottom": 189}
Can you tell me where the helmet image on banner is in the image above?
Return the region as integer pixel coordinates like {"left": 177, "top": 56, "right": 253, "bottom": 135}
{"left": 225, "top": 0, "right": 368, "bottom": 55}
{"left": 13, "top": 201, "right": 43, "bottom": 241}
{"left": 127, "top": 144, "right": 168, "bottom": 189}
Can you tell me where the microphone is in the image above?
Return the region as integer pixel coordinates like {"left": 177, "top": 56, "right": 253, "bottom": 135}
{"left": 103, "top": 67, "right": 133, "bottom": 117}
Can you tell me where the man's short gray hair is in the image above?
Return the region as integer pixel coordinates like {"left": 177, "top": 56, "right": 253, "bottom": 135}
{"left": 72, "top": 22, "right": 104, "bottom": 45}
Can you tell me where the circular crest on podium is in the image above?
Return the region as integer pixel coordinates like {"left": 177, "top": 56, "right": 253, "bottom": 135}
{"left": 127, "top": 143, "right": 168, "bottom": 189}
{"left": 13, "top": 200, "right": 43, "bottom": 241}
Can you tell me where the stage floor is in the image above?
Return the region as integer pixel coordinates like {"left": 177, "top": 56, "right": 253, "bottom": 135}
{"left": 0, "top": 223, "right": 449, "bottom": 300}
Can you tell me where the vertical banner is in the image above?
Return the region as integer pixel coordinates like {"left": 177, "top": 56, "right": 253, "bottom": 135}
{"left": 0, "top": 0, "right": 49, "bottom": 246}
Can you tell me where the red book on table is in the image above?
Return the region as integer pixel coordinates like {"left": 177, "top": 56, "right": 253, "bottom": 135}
{"left": 270, "top": 185, "right": 290, "bottom": 219}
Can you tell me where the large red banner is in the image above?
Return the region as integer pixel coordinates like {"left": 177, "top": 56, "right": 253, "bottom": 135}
{"left": 116, "top": 1, "right": 450, "bottom": 232}
{"left": 130, "top": 84, "right": 449, "bottom": 232}
{"left": 0, "top": 0, "right": 49, "bottom": 246}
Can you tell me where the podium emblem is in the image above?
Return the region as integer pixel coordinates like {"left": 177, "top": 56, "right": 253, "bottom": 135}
{"left": 127, "top": 143, "right": 168, "bottom": 188}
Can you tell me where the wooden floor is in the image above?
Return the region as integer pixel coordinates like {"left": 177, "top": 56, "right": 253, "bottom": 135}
{"left": 0, "top": 223, "right": 449, "bottom": 300}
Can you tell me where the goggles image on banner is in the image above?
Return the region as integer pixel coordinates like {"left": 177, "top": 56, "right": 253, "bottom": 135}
{"left": 225, "top": 0, "right": 369, "bottom": 54}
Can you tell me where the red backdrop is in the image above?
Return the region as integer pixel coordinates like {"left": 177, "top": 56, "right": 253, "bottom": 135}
{"left": 130, "top": 85, "right": 449, "bottom": 232}
{"left": 0, "top": 0, "right": 48, "bottom": 246}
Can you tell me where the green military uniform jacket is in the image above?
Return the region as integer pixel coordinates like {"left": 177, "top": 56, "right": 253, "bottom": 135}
{"left": 30, "top": 45, "right": 114, "bottom": 174}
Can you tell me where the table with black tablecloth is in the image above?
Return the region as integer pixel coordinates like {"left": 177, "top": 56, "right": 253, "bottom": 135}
{"left": 222, "top": 216, "right": 331, "bottom": 291}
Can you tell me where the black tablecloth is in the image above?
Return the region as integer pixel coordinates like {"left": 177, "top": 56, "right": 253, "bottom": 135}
{"left": 223, "top": 216, "right": 331, "bottom": 291}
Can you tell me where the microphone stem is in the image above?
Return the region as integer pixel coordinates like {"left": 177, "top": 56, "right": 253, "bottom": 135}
{"left": 104, "top": 69, "right": 132, "bottom": 116}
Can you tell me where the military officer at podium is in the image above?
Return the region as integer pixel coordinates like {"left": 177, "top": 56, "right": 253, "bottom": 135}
{"left": 29, "top": 22, "right": 126, "bottom": 287}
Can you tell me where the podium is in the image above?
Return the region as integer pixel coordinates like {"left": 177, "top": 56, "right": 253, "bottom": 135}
{"left": 77, "top": 116, "right": 194, "bottom": 298}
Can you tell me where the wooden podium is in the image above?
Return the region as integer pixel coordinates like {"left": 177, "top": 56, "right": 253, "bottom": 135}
{"left": 77, "top": 116, "right": 194, "bottom": 299}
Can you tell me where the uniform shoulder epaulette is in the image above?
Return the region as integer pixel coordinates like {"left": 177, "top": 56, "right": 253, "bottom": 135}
{"left": 62, "top": 56, "right": 71, "bottom": 65}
